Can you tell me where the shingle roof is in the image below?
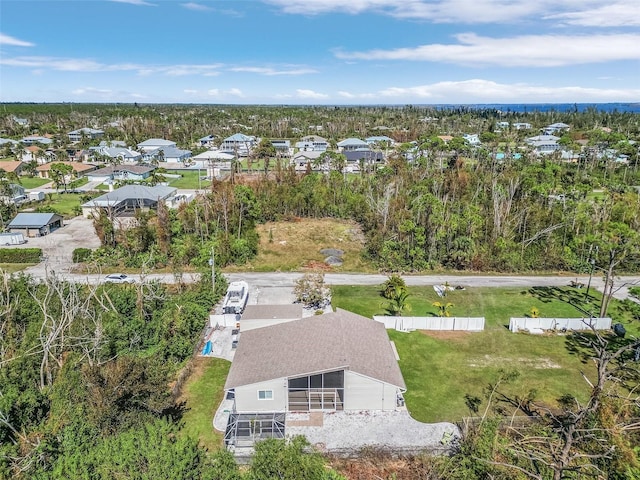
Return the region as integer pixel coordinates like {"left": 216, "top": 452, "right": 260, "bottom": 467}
{"left": 241, "top": 304, "right": 303, "bottom": 321}
{"left": 225, "top": 309, "right": 406, "bottom": 390}
{"left": 89, "top": 165, "right": 155, "bottom": 176}
{"left": 137, "top": 138, "right": 176, "bottom": 147}
{"left": 8, "top": 212, "right": 63, "bottom": 228}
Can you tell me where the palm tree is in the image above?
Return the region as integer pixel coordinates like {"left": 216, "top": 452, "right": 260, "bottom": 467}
{"left": 384, "top": 286, "right": 411, "bottom": 316}
{"left": 432, "top": 301, "right": 454, "bottom": 317}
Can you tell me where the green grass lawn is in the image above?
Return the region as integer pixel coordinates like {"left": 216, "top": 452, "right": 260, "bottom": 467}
{"left": 332, "top": 285, "right": 639, "bottom": 423}
{"left": 164, "top": 170, "right": 211, "bottom": 189}
{"left": 0, "top": 264, "right": 35, "bottom": 273}
{"left": 22, "top": 192, "right": 83, "bottom": 217}
{"left": 179, "top": 357, "right": 231, "bottom": 451}
{"left": 19, "top": 176, "right": 51, "bottom": 189}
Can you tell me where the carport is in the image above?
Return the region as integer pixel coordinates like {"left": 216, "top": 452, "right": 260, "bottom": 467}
{"left": 7, "top": 212, "right": 64, "bottom": 237}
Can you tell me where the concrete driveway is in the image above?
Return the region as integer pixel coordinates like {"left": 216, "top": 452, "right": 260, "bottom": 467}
{"left": 17, "top": 216, "right": 102, "bottom": 275}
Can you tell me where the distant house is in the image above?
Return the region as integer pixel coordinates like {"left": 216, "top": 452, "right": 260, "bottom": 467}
{"left": 525, "top": 135, "right": 560, "bottom": 154}
{"left": 337, "top": 138, "right": 369, "bottom": 152}
{"left": 271, "top": 140, "right": 292, "bottom": 157}
{"left": 98, "top": 140, "right": 127, "bottom": 148}
{"left": 496, "top": 121, "right": 510, "bottom": 130}
{"left": 462, "top": 134, "right": 481, "bottom": 146}
{"left": 0, "top": 183, "right": 26, "bottom": 205}
{"left": 68, "top": 128, "right": 104, "bottom": 142}
{"left": 365, "top": 135, "right": 395, "bottom": 147}
{"left": 12, "top": 117, "right": 29, "bottom": 127}
{"left": 20, "top": 135, "right": 53, "bottom": 146}
{"left": 0, "top": 161, "right": 24, "bottom": 176}
{"left": 81, "top": 184, "right": 177, "bottom": 218}
{"left": 291, "top": 151, "right": 325, "bottom": 171}
{"left": 36, "top": 161, "right": 98, "bottom": 179}
{"left": 295, "top": 135, "right": 329, "bottom": 152}
{"left": 224, "top": 309, "right": 406, "bottom": 415}
{"left": 141, "top": 146, "right": 191, "bottom": 163}
{"left": 0, "top": 138, "right": 19, "bottom": 148}
{"left": 543, "top": 123, "right": 570, "bottom": 135}
{"left": 220, "top": 133, "right": 256, "bottom": 157}
{"left": 137, "top": 138, "right": 177, "bottom": 152}
{"left": 86, "top": 165, "right": 156, "bottom": 183}
{"left": 7, "top": 212, "right": 64, "bottom": 237}
{"left": 198, "top": 135, "right": 216, "bottom": 147}
{"left": 91, "top": 146, "right": 142, "bottom": 163}
{"left": 344, "top": 150, "right": 385, "bottom": 164}
{"left": 513, "top": 122, "right": 532, "bottom": 130}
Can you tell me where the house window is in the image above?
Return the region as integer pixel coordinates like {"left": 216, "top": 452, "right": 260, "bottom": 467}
{"left": 258, "top": 390, "right": 273, "bottom": 400}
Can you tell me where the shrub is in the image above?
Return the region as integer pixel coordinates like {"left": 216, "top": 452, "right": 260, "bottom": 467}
{"left": 72, "top": 248, "right": 92, "bottom": 263}
{"left": 381, "top": 274, "right": 407, "bottom": 299}
{"left": 0, "top": 248, "right": 42, "bottom": 263}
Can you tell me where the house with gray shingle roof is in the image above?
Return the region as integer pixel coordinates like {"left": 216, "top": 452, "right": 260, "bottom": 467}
{"left": 337, "top": 138, "right": 369, "bottom": 152}
{"left": 225, "top": 309, "right": 406, "bottom": 414}
{"left": 137, "top": 138, "right": 177, "bottom": 152}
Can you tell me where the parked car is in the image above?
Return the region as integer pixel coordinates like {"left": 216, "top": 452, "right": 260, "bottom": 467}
{"left": 104, "top": 273, "right": 135, "bottom": 284}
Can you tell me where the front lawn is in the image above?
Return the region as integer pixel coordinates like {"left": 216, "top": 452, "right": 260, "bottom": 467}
{"left": 332, "top": 285, "right": 639, "bottom": 423}
{"left": 19, "top": 176, "right": 51, "bottom": 189}
{"left": 20, "top": 192, "right": 83, "bottom": 217}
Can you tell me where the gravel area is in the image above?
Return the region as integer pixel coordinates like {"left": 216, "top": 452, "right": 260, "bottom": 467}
{"left": 286, "top": 410, "right": 459, "bottom": 455}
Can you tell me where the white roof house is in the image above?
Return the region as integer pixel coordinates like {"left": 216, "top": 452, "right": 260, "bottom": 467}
{"left": 137, "top": 138, "right": 177, "bottom": 152}
{"left": 526, "top": 135, "right": 560, "bottom": 154}
{"left": 462, "top": 134, "right": 482, "bottom": 146}
{"left": 219, "top": 133, "right": 256, "bottom": 156}
{"left": 224, "top": 309, "right": 406, "bottom": 414}
{"left": 295, "top": 135, "right": 329, "bottom": 152}
{"left": 337, "top": 138, "right": 369, "bottom": 151}
{"left": 543, "top": 123, "right": 570, "bottom": 135}
{"left": 68, "top": 128, "right": 104, "bottom": 142}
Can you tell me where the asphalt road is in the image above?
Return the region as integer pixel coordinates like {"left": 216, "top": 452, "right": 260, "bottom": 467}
{"left": 23, "top": 265, "right": 640, "bottom": 302}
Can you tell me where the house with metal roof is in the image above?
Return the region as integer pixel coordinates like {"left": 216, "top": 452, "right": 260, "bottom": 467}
{"left": 365, "top": 135, "right": 395, "bottom": 147}
{"left": 295, "top": 135, "right": 329, "bottom": 152}
{"left": 224, "top": 309, "right": 406, "bottom": 415}
{"left": 337, "top": 138, "right": 369, "bottom": 152}
{"left": 220, "top": 133, "right": 256, "bottom": 156}
{"left": 81, "top": 184, "right": 177, "bottom": 218}
{"left": 137, "top": 138, "right": 177, "bottom": 152}
{"left": 20, "top": 135, "right": 53, "bottom": 146}
{"left": 7, "top": 212, "right": 64, "bottom": 237}
{"left": 90, "top": 146, "right": 142, "bottom": 163}
{"left": 86, "top": 164, "right": 156, "bottom": 183}
{"left": 526, "top": 135, "right": 561, "bottom": 154}
{"left": 68, "top": 128, "right": 104, "bottom": 143}
{"left": 542, "top": 122, "right": 570, "bottom": 135}
{"left": 198, "top": 135, "right": 216, "bottom": 147}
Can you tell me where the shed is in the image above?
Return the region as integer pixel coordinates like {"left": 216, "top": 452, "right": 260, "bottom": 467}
{"left": 7, "top": 212, "right": 64, "bottom": 237}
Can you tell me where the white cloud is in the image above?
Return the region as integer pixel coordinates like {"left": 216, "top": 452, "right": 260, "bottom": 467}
{"left": 181, "top": 2, "right": 213, "bottom": 12}
{"left": 545, "top": 3, "right": 640, "bottom": 27}
{"left": 72, "top": 87, "right": 113, "bottom": 95}
{"left": 264, "top": 0, "right": 635, "bottom": 26}
{"left": 0, "top": 55, "right": 224, "bottom": 75}
{"left": 111, "top": 0, "right": 157, "bottom": 6}
{"left": 229, "top": 66, "right": 318, "bottom": 75}
{"left": 374, "top": 79, "right": 640, "bottom": 102}
{"left": 0, "top": 33, "right": 35, "bottom": 47}
{"left": 206, "top": 88, "right": 244, "bottom": 98}
{"left": 183, "top": 89, "right": 198, "bottom": 94}
{"left": 335, "top": 33, "right": 640, "bottom": 67}
{"left": 296, "top": 89, "right": 329, "bottom": 99}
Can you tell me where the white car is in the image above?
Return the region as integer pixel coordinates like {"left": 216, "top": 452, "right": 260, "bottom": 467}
{"left": 104, "top": 273, "right": 135, "bottom": 284}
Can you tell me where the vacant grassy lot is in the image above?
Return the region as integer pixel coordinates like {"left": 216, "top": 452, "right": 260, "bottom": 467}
{"left": 332, "top": 285, "right": 639, "bottom": 423}
{"left": 178, "top": 357, "right": 230, "bottom": 450}
{"left": 165, "top": 170, "right": 211, "bottom": 189}
{"left": 225, "top": 218, "right": 376, "bottom": 272}
{"left": 24, "top": 192, "right": 83, "bottom": 217}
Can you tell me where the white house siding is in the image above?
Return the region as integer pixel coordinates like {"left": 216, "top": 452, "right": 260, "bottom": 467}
{"left": 234, "top": 379, "right": 287, "bottom": 412}
{"left": 344, "top": 371, "right": 399, "bottom": 411}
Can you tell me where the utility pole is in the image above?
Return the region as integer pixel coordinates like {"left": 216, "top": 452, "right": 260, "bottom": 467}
{"left": 214, "top": 247, "right": 216, "bottom": 294}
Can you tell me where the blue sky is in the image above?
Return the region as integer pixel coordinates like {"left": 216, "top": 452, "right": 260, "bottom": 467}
{"left": 0, "top": 0, "right": 638, "bottom": 104}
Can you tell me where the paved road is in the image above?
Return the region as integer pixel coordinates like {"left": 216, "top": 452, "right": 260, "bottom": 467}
{"left": 23, "top": 266, "right": 639, "bottom": 302}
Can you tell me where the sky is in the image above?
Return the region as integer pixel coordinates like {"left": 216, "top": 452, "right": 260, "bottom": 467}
{"left": 0, "top": 0, "right": 639, "bottom": 105}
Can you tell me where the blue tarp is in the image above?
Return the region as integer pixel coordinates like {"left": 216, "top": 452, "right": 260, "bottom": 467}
{"left": 201, "top": 340, "right": 212, "bottom": 355}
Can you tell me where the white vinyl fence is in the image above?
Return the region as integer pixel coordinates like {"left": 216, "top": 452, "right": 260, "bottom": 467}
{"left": 373, "top": 316, "right": 485, "bottom": 332}
{"left": 509, "top": 317, "right": 612, "bottom": 333}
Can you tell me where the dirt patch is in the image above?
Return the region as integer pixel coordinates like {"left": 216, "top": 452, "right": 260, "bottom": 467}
{"left": 467, "top": 355, "right": 562, "bottom": 369}
{"left": 302, "top": 260, "right": 332, "bottom": 271}
{"left": 331, "top": 453, "right": 441, "bottom": 480}
{"left": 419, "top": 330, "right": 471, "bottom": 341}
